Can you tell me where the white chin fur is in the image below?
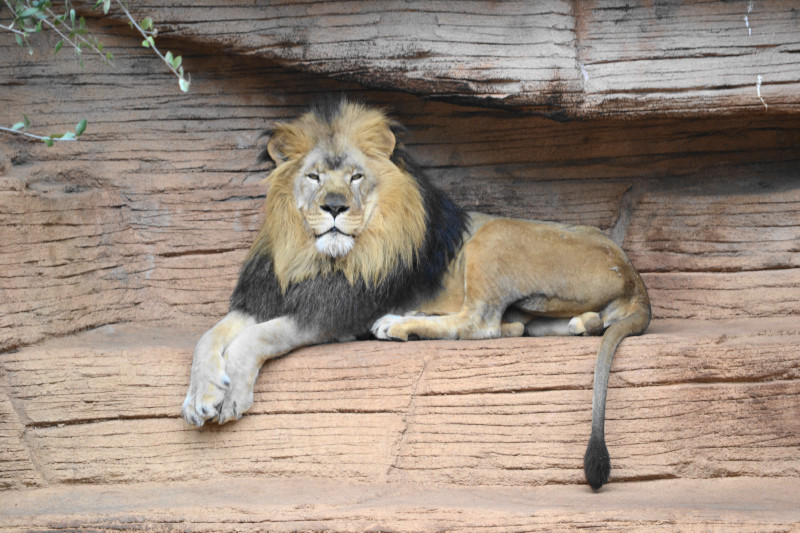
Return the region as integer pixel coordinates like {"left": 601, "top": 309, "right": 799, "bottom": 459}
{"left": 315, "top": 232, "right": 355, "bottom": 257}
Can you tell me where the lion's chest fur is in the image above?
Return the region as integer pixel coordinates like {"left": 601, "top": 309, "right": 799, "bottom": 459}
{"left": 229, "top": 248, "right": 443, "bottom": 339}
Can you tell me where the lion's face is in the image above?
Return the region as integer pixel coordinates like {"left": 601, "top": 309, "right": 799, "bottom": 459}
{"left": 259, "top": 101, "right": 428, "bottom": 289}
{"left": 294, "top": 148, "right": 378, "bottom": 258}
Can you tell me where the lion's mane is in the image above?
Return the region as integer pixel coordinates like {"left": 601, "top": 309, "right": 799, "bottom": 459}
{"left": 229, "top": 100, "right": 467, "bottom": 337}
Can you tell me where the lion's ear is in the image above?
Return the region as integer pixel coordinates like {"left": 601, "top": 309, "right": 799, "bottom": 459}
{"left": 266, "top": 130, "right": 291, "bottom": 165}
{"left": 262, "top": 124, "right": 310, "bottom": 165}
{"left": 377, "top": 123, "right": 397, "bottom": 158}
{"left": 359, "top": 120, "right": 396, "bottom": 159}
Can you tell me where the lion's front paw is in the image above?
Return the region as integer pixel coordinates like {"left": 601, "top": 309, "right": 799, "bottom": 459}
{"left": 216, "top": 384, "right": 254, "bottom": 425}
{"left": 182, "top": 328, "right": 235, "bottom": 427}
{"left": 181, "top": 369, "right": 231, "bottom": 427}
{"left": 216, "top": 366, "right": 255, "bottom": 425}
{"left": 371, "top": 314, "right": 409, "bottom": 341}
{"left": 215, "top": 337, "right": 259, "bottom": 424}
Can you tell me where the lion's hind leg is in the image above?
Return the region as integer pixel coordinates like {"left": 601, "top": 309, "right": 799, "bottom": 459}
{"left": 500, "top": 321, "right": 525, "bottom": 337}
{"left": 523, "top": 312, "right": 604, "bottom": 337}
{"left": 569, "top": 312, "right": 604, "bottom": 336}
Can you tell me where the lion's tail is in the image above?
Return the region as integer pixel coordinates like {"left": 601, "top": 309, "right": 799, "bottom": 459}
{"left": 583, "top": 280, "right": 650, "bottom": 490}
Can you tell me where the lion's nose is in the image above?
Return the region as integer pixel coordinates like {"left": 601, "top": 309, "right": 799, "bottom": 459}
{"left": 321, "top": 194, "right": 349, "bottom": 217}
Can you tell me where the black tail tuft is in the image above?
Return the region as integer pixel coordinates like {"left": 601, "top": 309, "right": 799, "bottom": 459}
{"left": 584, "top": 434, "right": 611, "bottom": 490}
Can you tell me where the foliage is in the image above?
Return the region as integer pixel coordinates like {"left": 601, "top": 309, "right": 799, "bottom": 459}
{"left": 0, "top": 0, "right": 190, "bottom": 144}
{"left": 1, "top": 114, "right": 87, "bottom": 145}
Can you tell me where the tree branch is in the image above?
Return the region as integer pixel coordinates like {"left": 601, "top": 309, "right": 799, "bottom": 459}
{"left": 0, "top": 125, "right": 76, "bottom": 143}
{"left": 115, "top": 0, "right": 190, "bottom": 92}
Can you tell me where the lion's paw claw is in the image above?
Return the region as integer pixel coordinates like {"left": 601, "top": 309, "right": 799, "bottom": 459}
{"left": 182, "top": 384, "right": 225, "bottom": 427}
{"left": 218, "top": 389, "right": 252, "bottom": 425}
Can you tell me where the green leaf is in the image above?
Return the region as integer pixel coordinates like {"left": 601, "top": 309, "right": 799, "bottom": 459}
{"left": 70, "top": 8, "right": 76, "bottom": 24}
{"left": 61, "top": 131, "right": 76, "bottom": 141}
{"left": 103, "top": 0, "right": 110, "bottom": 14}
{"left": 45, "top": 138, "right": 54, "bottom": 147}
{"left": 75, "top": 119, "right": 87, "bottom": 137}
{"left": 11, "top": 122, "right": 25, "bottom": 131}
{"left": 172, "top": 55, "right": 182, "bottom": 69}
{"left": 23, "top": 114, "right": 30, "bottom": 128}
{"left": 141, "top": 39, "right": 150, "bottom": 48}
{"left": 19, "top": 7, "right": 40, "bottom": 18}
{"left": 141, "top": 17, "right": 153, "bottom": 31}
{"left": 79, "top": 16, "right": 85, "bottom": 29}
{"left": 15, "top": 34, "right": 23, "bottom": 47}
{"left": 178, "top": 77, "right": 190, "bottom": 92}
{"left": 165, "top": 51, "right": 173, "bottom": 65}
{"left": 94, "top": 0, "right": 103, "bottom": 8}
{"left": 54, "top": 40, "right": 63, "bottom": 54}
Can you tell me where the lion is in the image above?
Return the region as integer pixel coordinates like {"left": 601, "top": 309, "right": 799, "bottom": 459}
{"left": 181, "top": 99, "right": 651, "bottom": 490}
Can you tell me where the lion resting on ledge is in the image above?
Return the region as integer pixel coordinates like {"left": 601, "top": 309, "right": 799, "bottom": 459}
{"left": 181, "top": 100, "right": 651, "bottom": 490}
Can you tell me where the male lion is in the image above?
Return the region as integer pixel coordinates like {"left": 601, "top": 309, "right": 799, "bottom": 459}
{"left": 181, "top": 99, "right": 651, "bottom": 490}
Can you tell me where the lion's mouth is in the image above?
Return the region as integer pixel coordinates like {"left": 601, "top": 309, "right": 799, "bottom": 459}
{"left": 317, "top": 227, "right": 351, "bottom": 238}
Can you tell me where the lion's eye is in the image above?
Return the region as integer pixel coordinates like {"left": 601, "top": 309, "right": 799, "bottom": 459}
{"left": 306, "top": 173, "right": 320, "bottom": 182}
{"left": 350, "top": 173, "right": 363, "bottom": 183}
